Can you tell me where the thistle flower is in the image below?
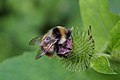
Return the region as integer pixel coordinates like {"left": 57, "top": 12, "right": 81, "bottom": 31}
{"left": 61, "top": 26, "right": 95, "bottom": 71}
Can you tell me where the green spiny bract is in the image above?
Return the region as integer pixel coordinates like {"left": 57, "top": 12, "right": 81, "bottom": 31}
{"left": 61, "top": 26, "right": 95, "bottom": 71}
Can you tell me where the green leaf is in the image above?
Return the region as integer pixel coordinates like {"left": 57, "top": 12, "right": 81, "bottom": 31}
{"left": 108, "top": 20, "right": 120, "bottom": 52}
{"left": 106, "top": 20, "right": 120, "bottom": 70}
{"left": 0, "top": 52, "right": 88, "bottom": 80}
{"left": 79, "top": 0, "right": 120, "bottom": 51}
{"left": 90, "top": 55, "right": 116, "bottom": 74}
{"left": 0, "top": 52, "right": 120, "bottom": 80}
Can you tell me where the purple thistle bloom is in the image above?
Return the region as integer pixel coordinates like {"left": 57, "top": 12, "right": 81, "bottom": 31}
{"left": 58, "top": 38, "right": 72, "bottom": 55}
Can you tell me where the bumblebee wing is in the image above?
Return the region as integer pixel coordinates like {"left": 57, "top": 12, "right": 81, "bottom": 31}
{"left": 35, "top": 49, "right": 44, "bottom": 59}
{"left": 29, "top": 36, "right": 41, "bottom": 45}
{"left": 36, "top": 51, "right": 54, "bottom": 59}
{"left": 35, "top": 39, "right": 58, "bottom": 59}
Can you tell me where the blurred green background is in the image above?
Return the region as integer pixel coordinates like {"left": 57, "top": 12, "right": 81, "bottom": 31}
{"left": 0, "top": 0, "right": 120, "bottom": 80}
{"left": 0, "top": 0, "right": 119, "bottom": 62}
{"left": 0, "top": 0, "right": 82, "bottom": 62}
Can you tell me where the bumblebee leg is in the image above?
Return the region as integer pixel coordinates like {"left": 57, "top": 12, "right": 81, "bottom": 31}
{"left": 35, "top": 50, "right": 45, "bottom": 59}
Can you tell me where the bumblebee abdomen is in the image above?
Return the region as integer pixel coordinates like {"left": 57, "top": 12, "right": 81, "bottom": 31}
{"left": 45, "top": 52, "right": 54, "bottom": 57}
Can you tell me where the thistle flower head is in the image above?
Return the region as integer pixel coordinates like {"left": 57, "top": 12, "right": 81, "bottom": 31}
{"left": 61, "top": 26, "right": 95, "bottom": 71}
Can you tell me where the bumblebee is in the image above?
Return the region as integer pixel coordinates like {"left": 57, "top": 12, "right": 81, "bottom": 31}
{"left": 29, "top": 26, "right": 72, "bottom": 59}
